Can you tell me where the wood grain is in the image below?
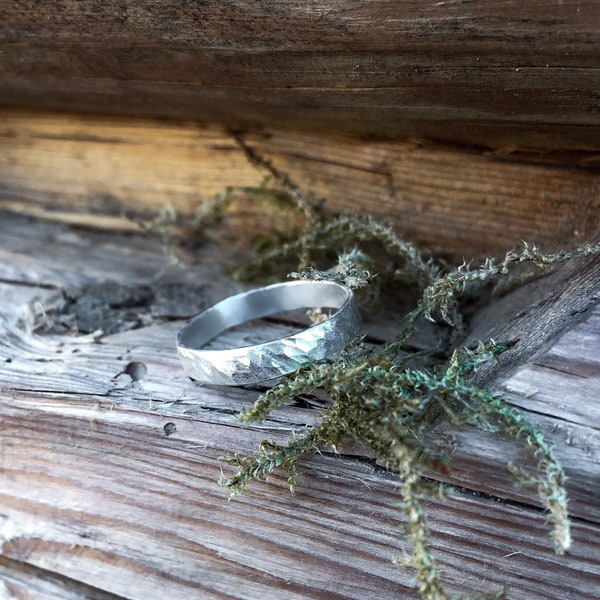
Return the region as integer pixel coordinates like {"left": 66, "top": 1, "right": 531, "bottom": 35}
{"left": 1, "top": 1, "right": 600, "bottom": 149}
{"left": 1, "top": 396, "right": 599, "bottom": 600}
{"left": 1, "top": 111, "right": 599, "bottom": 261}
{"left": 0, "top": 212, "right": 599, "bottom": 598}
{"left": 0, "top": 556, "right": 123, "bottom": 600}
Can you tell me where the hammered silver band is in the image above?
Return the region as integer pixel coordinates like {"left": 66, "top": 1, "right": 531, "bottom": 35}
{"left": 176, "top": 280, "right": 361, "bottom": 386}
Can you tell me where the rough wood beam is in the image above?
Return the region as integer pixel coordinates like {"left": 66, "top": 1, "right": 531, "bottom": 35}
{"left": 1, "top": 111, "right": 598, "bottom": 261}
{"left": 1, "top": 1, "right": 600, "bottom": 149}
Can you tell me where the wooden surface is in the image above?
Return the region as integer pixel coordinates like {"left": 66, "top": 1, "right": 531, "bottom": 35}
{"left": 0, "top": 212, "right": 599, "bottom": 599}
{"left": 2, "top": 1, "right": 600, "bottom": 150}
{"left": 1, "top": 111, "right": 599, "bottom": 261}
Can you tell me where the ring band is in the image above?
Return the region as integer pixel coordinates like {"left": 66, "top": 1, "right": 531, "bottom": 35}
{"left": 176, "top": 280, "right": 361, "bottom": 386}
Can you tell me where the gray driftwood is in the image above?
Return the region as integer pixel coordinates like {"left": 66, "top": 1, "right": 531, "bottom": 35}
{"left": 0, "top": 212, "right": 598, "bottom": 599}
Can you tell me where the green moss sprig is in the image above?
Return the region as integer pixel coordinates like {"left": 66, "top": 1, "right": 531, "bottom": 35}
{"left": 146, "top": 140, "right": 598, "bottom": 598}
{"left": 220, "top": 337, "right": 572, "bottom": 580}
{"left": 212, "top": 183, "right": 598, "bottom": 598}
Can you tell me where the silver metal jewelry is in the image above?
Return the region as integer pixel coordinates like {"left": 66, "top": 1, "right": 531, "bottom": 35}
{"left": 176, "top": 280, "right": 361, "bottom": 386}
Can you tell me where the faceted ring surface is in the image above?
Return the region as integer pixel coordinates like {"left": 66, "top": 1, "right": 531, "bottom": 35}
{"left": 176, "top": 280, "right": 361, "bottom": 386}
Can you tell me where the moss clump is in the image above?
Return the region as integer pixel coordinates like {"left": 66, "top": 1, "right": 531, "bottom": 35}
{"left": 218, "top": 231, "right": 596, "bottom": 599}
{"left": 149, "top": 141, "right": 599, "bottom": 599}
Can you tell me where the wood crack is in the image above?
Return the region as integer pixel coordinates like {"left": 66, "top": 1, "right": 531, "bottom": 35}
{"left": 0, "top": 277, "right": 62, "bottom": 290}
{"left": 531, "top": 362, "right": 590, "bottom": 379}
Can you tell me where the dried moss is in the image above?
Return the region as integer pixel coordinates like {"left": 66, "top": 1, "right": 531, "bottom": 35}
{"left": 147, "top": 141, "right": 599, "bottom": 599}
{"left": 220, "top": 230, "right": 595, "bottom": 598}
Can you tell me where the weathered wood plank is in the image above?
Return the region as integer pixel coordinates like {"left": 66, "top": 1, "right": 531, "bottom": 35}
{"left": 239, "top": 130, "right": 600, "bottom": 258}
{"left": 2, "top": 1, "right": 600, "bottom": 149}
{"left": 1, "top": 395, "right": 599, "bottom": 600}
{"left": 500, "top": 308, "right": 600, "bottom": 427}
{"left": 3, "top": 302, "right": 599, "bottom": 522}
{"left": 0, "top": 213, "right": 599, "bottom": 598}
{"left": 0, "top": 212, "right": 598, "bottom": 517}
{"left": 1, "top": 112, "right": 599, "bottom": 261}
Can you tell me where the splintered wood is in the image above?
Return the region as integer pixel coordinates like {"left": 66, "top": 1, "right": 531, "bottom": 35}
{"left": 0, "top": 213, "right": 598, "bottom": 599}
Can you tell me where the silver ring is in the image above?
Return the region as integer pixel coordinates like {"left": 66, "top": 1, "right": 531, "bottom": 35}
{"left": 176, "top": 280, "right": 361, "bottom": 386}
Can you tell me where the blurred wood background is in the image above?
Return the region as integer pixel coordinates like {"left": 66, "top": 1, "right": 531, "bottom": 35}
{"left": 1, "top": 111, "right": 598, "bottom": 260}
{"left": 0, "top": 1, "right": 599, "bottom": 598}
{"left": 1, "top": 1, "right": 600, "bottom": 150}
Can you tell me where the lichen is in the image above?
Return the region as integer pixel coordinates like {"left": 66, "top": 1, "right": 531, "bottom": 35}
{"left": 146, "top": 141, "right": 599, "bottom": 599}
